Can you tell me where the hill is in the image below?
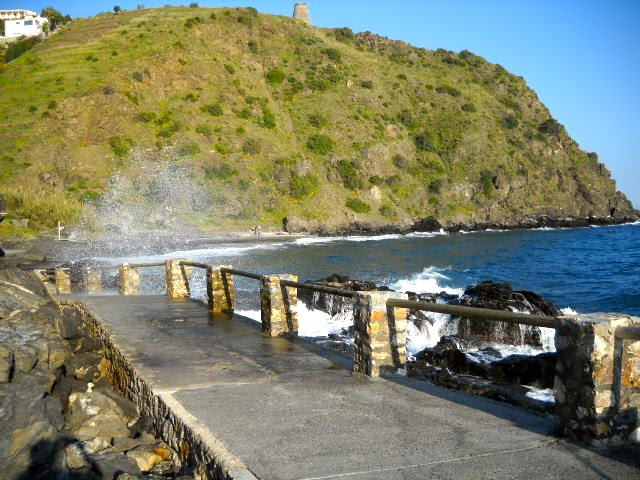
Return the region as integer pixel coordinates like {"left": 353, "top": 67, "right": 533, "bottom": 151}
{"left": 0, "top": 6, "right": 636, "bottom": 237}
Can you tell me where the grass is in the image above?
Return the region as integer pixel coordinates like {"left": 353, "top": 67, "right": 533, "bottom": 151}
{"left": 0, "top": 6, "right": 625, "bottom": 236}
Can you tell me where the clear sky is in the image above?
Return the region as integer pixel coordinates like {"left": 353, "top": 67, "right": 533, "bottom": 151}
{"left": 4, "top": 0, "right": 639, "bottom": 208}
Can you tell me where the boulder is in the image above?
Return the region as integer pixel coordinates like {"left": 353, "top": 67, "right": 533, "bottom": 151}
{"left": 0, "top": 345, "right": 14, "bottom": 382}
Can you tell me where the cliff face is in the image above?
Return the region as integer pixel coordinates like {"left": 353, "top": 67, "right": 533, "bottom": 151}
{"left": 0, "top": 7, "right": 635, "bottom": 236}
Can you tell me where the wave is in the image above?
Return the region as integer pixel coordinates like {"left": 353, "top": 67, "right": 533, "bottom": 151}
{"left": 405, "top": 229, "right": 448, "bottom": 238}
{"left": 390, "top": 267, "right": 465, "bottom": 296}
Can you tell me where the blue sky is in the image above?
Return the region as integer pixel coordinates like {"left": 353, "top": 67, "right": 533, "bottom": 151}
{"left": 5, "top": 0, "right": 639, "bottom": 208}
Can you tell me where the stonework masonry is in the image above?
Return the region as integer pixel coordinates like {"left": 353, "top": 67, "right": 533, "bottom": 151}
{"left": 554, "top": 313, "right": 640, "bottom": 446}
{"left": 83, "top": 267, "right": 102, "bottom": 294}
{"left": 119, "top": 264, "right": 140, "bottom": 295}
{"left": 293, "top": 2, "right": 311, "bottom": 24}
{"left": 260, "top": 275, "right": 299, "bottom": 337}
{"left": 55, "top": 268, "right": 71, "bottom": 294}
{"left": 353, "top": 291, "right": 409, "bottom": 376}
{"left": 165, "top": 260, "right": 192, "bottom": 298}
{"left": 207, "top": 266, "right": 235, "bottom": 314}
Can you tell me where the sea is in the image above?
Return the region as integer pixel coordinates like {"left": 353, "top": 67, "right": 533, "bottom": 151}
{"left": 83, "top": 222, "right": 639, "bottom": 354}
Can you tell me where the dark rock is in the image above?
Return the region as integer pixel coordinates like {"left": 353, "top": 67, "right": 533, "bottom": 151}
{"left": 412, "top": 216, "right": 443, "bottom": 232}
{"left": 56, "top": 308, "right": 84, "bottom": 339}
{"left": 488, "top": 352, "right": 557, "bottom": 388}
{"left": 454, "top": 280, "right": 559, "bottom": 346}
{"left": 298, "top": 274, "right": 381, "bottom": 316}
{"left": 283, "top": 215, "right": 308, "bottom": 233}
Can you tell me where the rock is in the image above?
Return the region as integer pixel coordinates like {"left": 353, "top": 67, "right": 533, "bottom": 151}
{"left": 283, "top": 215, "right": 308, "bottom": 233}
{"left": 14, "top": 344, "right": 38, "bottom": 374}
{"left": 0, "top": 345, "right": 14, "bottom": 382}
{"left": 48, "top": 344, "right": 69, "bottom": 370}
{"left": 298, "top": 274, "right": 382, "bottom": 316}
{"left": 150, "top": 459, "right": 179, "bottom": 476}
{"left": 68, "top": 390, "right": 135, "bottom": 443}
{"left": 455, "top": 280, "right": 559, "bottom": 346}
{"left": 55, "top": 308, "right": 84, "bottom": 339}
{"left": 127, "top": 449, "right": 164, "bottom": 472}
{"left": 111, "top": 436, "right": 147, "bottom": 453}
{"left": 89, "top": 450, "right": 142, "bottom": 478}
{"left": 412, "top": 216, "right": 443, "bottom": 232}
{"left": 488, "top": 352, "right": 557, "bottom": 388}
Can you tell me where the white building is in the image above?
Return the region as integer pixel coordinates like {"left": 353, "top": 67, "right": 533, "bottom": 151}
{"left": 0, "top": 9, "right": 48, "bottom": 38}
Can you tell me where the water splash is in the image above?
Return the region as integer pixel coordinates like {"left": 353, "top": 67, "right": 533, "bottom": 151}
{"left": 69, "top": 150, "right": 211, "bottom": 254}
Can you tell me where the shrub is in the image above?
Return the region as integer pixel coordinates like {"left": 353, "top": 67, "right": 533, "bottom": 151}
{"left": 261, "top": 108, "right": 276, "bottom": 129}
{"left": 156, "top": 121, "right": 181, "bottom": 138}
{"left": 306, "top": 134, "right": 334, "bottom": 154}
{"left": 84, "top": 54, "right": 99, "bottom": 62}
{"left": 185, "top": 16, "right": 203, "bottom": 28}
{"left": 184, "top": 92, "right": 198, "bottom": 102}
{"left": 379, "top": 203, "right": 396, "bottom": 219}
{"left": 501, "top": 114, "right": 518, "bottom": 129}
{"left": 386, "top": 175, "right": 402, "bottom": 187}
{"left": 480, "top": 170, "right": 495, "bottom": 197}
{"left": 4, "top": 35, "right": 41, "bottom": 62}
{"left": 201, "top": 103, "right": 223, "bottom": 116}
{"left": 205, "top": 162, "right": 237, "bottom": 180}
{"left": 28, "top": 105, "right": 37, "bottom": 113}
{"left": 308, "top": 113, "right": 329, "bottom": 128}
{"left": 461, "top": 103, "right": 476, "bottom": 113}
{"left": 266, "top": 68, "right": 285, "bottom": 85}
{"left": 224, "top": 63, "right": 235, "bottom": 74}
{"left": 248, "top": 40, "right": 259, "bottom": 53}
{"left": 189, "top": 2, "right": 198, "bottom": 7}
{"left": 195, "top": 124, "right": 213, "bottom": 138}
{"left": 323, "top": 48, "right": 342, "bottom": 62}
{"left": 246, "top": 6, "right": 258, "bottom": 16}
{"left": 237, "top": 15, "right": 253, "bottom": 27}
{"left": 337, "top": 159, "right": 363, "bottom": 190}
{"left": 345, "top": 197, "right": 371, "bottom": 214}
{"left": 132, "top": 71, "right": 144, "bottom": 82}
{"left": 392, "top": 154, "right": 410, "bottom": 169}
{"left": 242, "top": 138, "right": 261, "bottom": 155}
{"left": 397, "top": 110, "right": 416, "bottom": 129}
{"left": 428, "top": 179, "right": 443, "bottom": 194}
{"left": 538, "top": 118, "right": 565, "bottom": 137}
{"left": 334, "top": 27, "right": 354, "bottom": 41}
{"left": 435, "top": 84, "right": 461, "bottom": 97}
{"left": 369, "top": 175, "right": 384, "bottom": 186}
{"left": 109, "top": 136, "right": 134, "bottom": 158}
{"left": 290, "top": 173, "right": 320, "bottom": 199}
{"left": 2, "top": 187, "right": 82, "bottom": 228}
{"left": 136, "top": 111, "right": 156, "bottom": 123}
{"left": 360, "top": 80, "right": 374, "bottom": 89}
{"left": 178, "top": 142, "right": 200, "bottom": 157}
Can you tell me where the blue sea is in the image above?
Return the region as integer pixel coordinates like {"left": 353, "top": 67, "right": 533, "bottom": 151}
{"left": 94, "top": 222, "right": 640, "bottom": 317}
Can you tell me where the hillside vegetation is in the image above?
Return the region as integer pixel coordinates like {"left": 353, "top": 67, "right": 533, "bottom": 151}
{"left": 0, "top": 6, "right": 635, "bottom": 237}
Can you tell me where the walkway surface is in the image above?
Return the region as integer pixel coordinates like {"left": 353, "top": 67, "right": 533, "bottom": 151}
{"left": 69, "top": 294, "right": 639, "bottom": 480}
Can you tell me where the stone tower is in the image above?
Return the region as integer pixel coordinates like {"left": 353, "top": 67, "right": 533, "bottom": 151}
{"left": 293, "top": 3, "right": 311, "bottom": 25}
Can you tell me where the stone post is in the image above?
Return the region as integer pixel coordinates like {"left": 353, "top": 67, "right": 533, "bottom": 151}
{"left": 260, "top": 275, "right": 299, "bottom": 337}
{"left": 293, "top": 2, "right": 311, "bottom": 24}
{"left": 165, "top": 259, "right": 192, "bottom": 298}
{"left": 353, "top": 291, "right": 409, "bottom": 377}
{"left": 119, "top": 264, "right": 140, "bottom": 295}
{"left": 207, "top": 265, "right": 235, "bottom": 313}
{"left": 83, "top": 267, "right": 102, "bottom": 294}
{"left": 55, "top": 268, "right": 71, "bottom": 294}
{"left": 554, "top": 313, "right": 640, "bottom": 446}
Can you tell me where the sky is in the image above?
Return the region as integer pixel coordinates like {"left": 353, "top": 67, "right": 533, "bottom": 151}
{"left": 3, "top": 0, "right": 639, "bottom": 208}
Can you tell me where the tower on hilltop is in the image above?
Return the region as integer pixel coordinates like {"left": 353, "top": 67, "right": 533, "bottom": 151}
{"left": 293, "top": 3, "right": 311, "bottom": 25}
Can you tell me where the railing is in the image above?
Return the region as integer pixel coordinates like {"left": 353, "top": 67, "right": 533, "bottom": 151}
{"left": 125, "top": 262, "right": 165, "bottom": 268}
{"left": 386, "top": 298, "right": 560, "bottom": 329}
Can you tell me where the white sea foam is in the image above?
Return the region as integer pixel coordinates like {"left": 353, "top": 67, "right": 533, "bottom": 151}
{"left": 405, "top": 229, "right": 448, "bottom": 238}
{"left": 345, "top": 234, "right": 403, "bottom": 242}
{"left": 560, "top": 307, "right": 579, "bottom": 316}
{"left": 294, "top": 237, "right": 343, "bottom": 245}
{"left": 525, "top": 387, "right": 555, "bottom": 404}
{"left": 407, "top": 312, "right": 454, "bottom": 357}
{"left": 237, "top": 303, "right": 353, "bottom": 338}
{"left": 390, "top": 267, "right": 464, "bottom": 296}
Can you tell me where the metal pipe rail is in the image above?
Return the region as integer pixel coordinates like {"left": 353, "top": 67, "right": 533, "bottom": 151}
{"left": 125, "top": 262, "right": 165, "bottom": 268}
{"left": 279, "top": 279, "right": 356, "bottom": 298}
{"left": 179, "top": 261, "right": 209, "bottom": 269}
{"left": 220, "top": 267, "right": 264, "bottom": 281}
{"left": 615, "top": 326, "right": 640, "bottom": 340}
{"left": 387, "top": 298, "right": 560, "bottom": 329}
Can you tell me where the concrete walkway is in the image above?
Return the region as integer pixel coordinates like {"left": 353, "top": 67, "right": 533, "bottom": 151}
{"left": 68, "top": 295, "right": 639, "bottom": 479}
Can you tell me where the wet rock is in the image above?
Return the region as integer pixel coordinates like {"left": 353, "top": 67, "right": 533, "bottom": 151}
{"left": 412, "top": 216, "right": 443, "bottom": 232}
{"left": 454, "top": 280, "right": 559, "bottom": 346}
{"left": 56, "top": 308, "right": 84, "bottom": 339}
{"left": 0, "top": 345, "right": 14, "bottom": 382}
{"left": 14, "top": 344, "right": 38, "bottom": 374}
{"left": 68, "top": 390, "right": 135, "bottom": 443}
{"left": 126, "top": 448, "right": 165, "bottom": 472}
{"left": 298, "top": 274, "right": 383, "bottom": 316}
{"left": 488, "top": 352, "right": 557, "bottom": 388}
{"left": 48, "top": 344, "right": 69, "bottom": 370}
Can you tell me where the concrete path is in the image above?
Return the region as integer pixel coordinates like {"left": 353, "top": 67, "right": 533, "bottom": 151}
{"left": 69, "top": 295, "right": 639, "bottom": 479}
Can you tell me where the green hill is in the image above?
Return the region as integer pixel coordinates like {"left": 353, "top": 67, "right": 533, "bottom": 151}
{"left": 0, "top": 6, "right": 636, "bottom": 237}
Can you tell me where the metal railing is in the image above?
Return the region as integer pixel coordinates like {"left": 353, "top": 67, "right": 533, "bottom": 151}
{"left": 125, "top": 261, "right": 165, "bottom": 268}
{"left": 387, "top": 298, "right": 560, "bottom": 329}
{"left": 180, "top": 261, "right": 209, "bottom": 269}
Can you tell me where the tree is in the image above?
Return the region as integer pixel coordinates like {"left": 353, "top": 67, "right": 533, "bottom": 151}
{"left": 113, "top": 5, "right": 121, "bottom": 14}
{"left": 41, "top": 7, "right": 63, "bottom": 31}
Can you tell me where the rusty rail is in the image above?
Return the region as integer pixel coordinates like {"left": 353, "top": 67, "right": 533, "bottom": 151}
{"left": 279, "top": 279, "right": 356, "bottom": 298}
{"left": 386, "top": 298, "right": 560, "bottom": 329}
{"left": 180, "top": 261, "right": 209, "bottom": 269}
{"left": 615, "top": 326, "right": 640, "bottom": 340}
{"left": 125, "top": 262, "right": 165, "bottom": 268}
{"left": 220, "top": 267, "right": 264, "bottom": 281}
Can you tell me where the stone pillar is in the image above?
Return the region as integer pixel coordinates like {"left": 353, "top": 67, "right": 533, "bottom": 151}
{"left": 55, "top": 268, "right": 71, "bottom": 294}
{"left": 293, "top": 2, "right": 311, "bottom": 24}
{"left": 353, "top": 291, "right": 409, "bottom": 377}
{"left": 165, "top": 259, "right": 192, "bottom": 298}
{"left": 83, "top": 267, "right": 102, "bottom": 294}
{"left": 119, "top": 264, "right": 140, "bottom": 295}
{"left": 260, "top": 275, "right": 299, "bottom": 337}
{"left": 207, "top": 265, "right": 235, "bottom": 313}
{"left": 554, "top": 313, "right": 640, "bottom": 446}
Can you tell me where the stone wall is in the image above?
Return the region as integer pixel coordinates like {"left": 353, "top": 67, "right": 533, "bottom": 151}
{"left": 260, "top": 275, "right": 299, "bottom": 337}
{"left": 293, "top": 2, "right": 311, "bottom": 24}
{"left": 353, "top": 291, "right": 408, "bottom": 376}
{"left": 554, "top": 313, "right": 640, "bottom": 446}
{"left": 62, "top": 301, "right": 248, "bottom": 479}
